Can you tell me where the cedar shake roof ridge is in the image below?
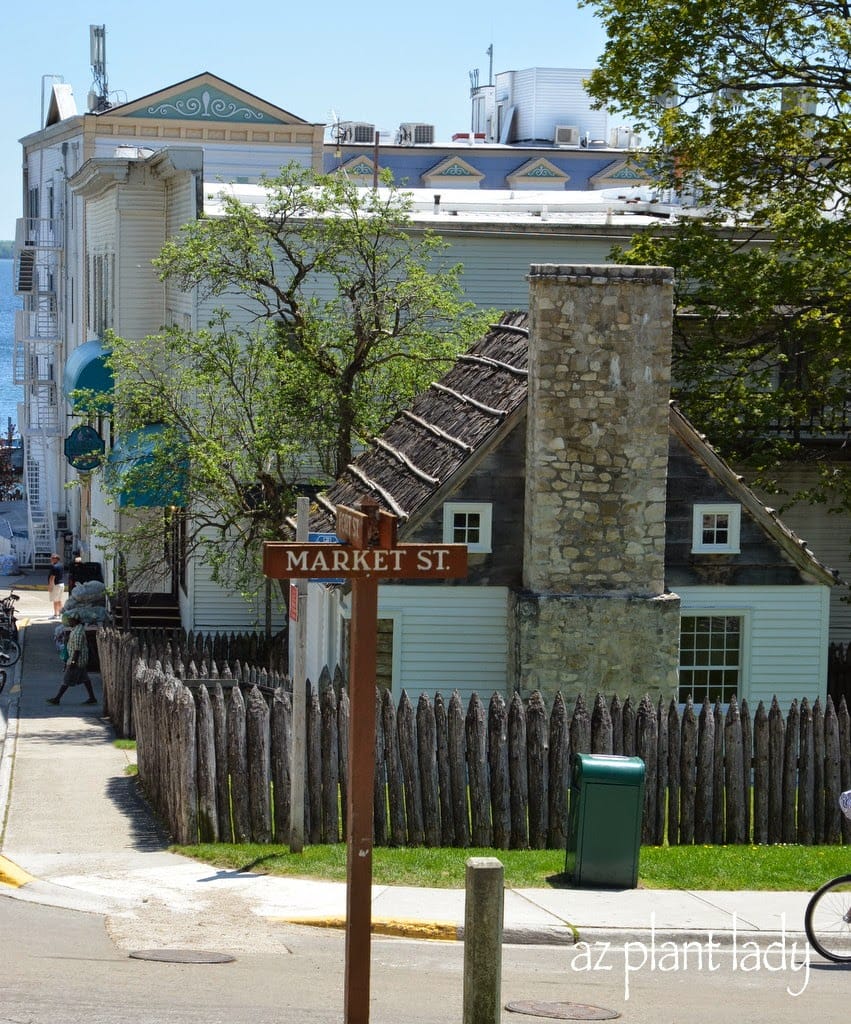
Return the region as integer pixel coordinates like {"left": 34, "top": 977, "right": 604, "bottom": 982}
{"left": 299, "top": 311, "right": 838, "bottom": 587}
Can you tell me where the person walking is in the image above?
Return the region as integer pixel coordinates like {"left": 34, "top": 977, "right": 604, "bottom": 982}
{"left": 47, "top": 553, "right": 65, "bottom": 619}
{"left": 46, "top": 615, "right": 97, "bottom": 705}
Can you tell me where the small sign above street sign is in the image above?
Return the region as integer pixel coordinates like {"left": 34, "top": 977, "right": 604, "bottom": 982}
{"left": 335, "top": 505, "right": 370, "bottom": 549}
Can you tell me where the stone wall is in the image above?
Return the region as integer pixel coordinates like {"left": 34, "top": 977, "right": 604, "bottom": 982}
{"left": 511, "top": 590, "right": 682, "bottom": 704}
{"left": 517, "top": 264, "right": 681, "bottom": 703}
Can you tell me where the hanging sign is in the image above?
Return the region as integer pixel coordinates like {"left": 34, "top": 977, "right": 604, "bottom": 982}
{"left": 64, "top": 425, "right": 105, "bottom": 471}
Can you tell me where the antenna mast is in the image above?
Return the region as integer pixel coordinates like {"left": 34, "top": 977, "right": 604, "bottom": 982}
{"left": 89, "top": 24, "right": 110, "bottom": 112}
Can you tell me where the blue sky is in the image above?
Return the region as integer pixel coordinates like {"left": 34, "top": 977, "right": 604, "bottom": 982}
{"left": 1, "top": 0, "right": 610, "bottom": 238}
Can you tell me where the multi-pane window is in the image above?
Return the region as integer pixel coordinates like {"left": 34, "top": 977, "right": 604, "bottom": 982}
{"left": 692, "top": 503, "right": 741, "bottom": 553}
{"left": 442, "top": 502, "right": 492, "bottom": 553}
{"left": 678, "top": 614, "right": 743, "bottom": 704}
{"left": 452, "top": 510, "right": 481, "bottom": 545}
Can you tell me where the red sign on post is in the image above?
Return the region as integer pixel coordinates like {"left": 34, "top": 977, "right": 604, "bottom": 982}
{"left": 288, "top": 582, "right": 298, "bottom": 622}
{"left": 263, "top": 501, "right": 467, "bottom": 1024}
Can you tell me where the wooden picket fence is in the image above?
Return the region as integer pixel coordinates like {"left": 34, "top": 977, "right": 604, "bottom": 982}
{"left": 96, "top": 628, "right": 851, "bottom": 850}
{"left": 97, "top": 627, "right": 287, "bottom": 740}
{"left": 828, "top": 642, "right": 851, "bottom": 711}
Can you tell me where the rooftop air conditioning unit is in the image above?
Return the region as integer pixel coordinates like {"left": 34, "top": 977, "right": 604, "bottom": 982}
{"left": 396, "top": 122, "right": 435, "bottom": 145}
{"left": 553, "top": 125, "right": 580, "bottom": 148}
{"left": 339, "top": 121, "right": 376, "bottom": 144}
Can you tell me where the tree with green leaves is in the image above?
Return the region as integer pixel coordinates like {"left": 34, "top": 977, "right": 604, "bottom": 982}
{"left": 583, "top": 0, "right": 851, "bottom": 490}
{"left": 99, "top": 165, "right": 492, "bottom": 594}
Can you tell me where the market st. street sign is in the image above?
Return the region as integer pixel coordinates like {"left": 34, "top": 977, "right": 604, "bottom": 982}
{"left": 263, "top": 542, "right": 467, "bottom": 580}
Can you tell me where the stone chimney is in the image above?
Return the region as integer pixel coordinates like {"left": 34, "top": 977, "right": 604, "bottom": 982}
{"left": 515, "top": 264, "right": 681, "bottom": 702}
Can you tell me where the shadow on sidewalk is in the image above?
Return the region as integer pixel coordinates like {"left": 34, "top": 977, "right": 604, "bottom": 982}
{"left": 105, "top": 774, "right": 171, "bottom": 852}
{"left": 16, "top": 618, "right": 173, "bottom": 854}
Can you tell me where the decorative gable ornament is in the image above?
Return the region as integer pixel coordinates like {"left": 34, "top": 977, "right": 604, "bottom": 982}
{"left": 336, "top": 156, "right": 378, "bottom": 184}
{"left": 506, "top": 158, "right": 569, "bottom": 190}
{"left": 590, "top": 158, "right": 654, "bottom": 190}
{"left": 140, "top": 85, "right": 283, "bottom": 123}
{"left": 422, "top": 157, "right": 484, "bottom": 189}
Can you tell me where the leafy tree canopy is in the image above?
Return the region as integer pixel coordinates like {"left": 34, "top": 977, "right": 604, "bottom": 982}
{"left": 584, "top": 0, "right": 851, "bottom": 501}
{"left": 98, "top": 165, "right": 492, "bottom": 593}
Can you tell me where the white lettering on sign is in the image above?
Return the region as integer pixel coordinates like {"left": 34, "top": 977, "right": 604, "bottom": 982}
{"left": 266, "top": 543, "right": 467, "bottom": 580}
{"left": 416, "top": 548, "right": 449, "bottom": 572}
{"left": 285, "top": 550, "right": 310, "bottom": 572}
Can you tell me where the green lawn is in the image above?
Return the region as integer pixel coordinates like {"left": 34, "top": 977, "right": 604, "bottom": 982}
{"left": 174, "top": 840, "right": 851, "bottom": 891}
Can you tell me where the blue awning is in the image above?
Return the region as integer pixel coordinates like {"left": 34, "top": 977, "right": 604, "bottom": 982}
{"left": 106, "top": 426, "right": 186, "bottom": 508}
{"left": 64, "top": 340, "right": 114, "bottom": 412}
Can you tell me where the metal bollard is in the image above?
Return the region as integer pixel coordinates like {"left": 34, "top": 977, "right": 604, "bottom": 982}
{"left": 463, "top": 856, "right": 504, "bottom": 1024}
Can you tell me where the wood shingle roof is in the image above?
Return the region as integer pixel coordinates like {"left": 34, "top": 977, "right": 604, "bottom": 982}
{"left": 311, "top": 311, "right": 529, "bottom": 532}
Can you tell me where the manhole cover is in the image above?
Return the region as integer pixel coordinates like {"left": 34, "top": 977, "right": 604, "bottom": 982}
{"left": 129, "top": 949, "right": 236, "bottom": 964}
{"left": 505, "top": 1001, "right": 620, "bottom": 1021}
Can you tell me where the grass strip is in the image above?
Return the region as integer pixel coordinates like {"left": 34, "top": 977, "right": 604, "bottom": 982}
{"left": 174, "top": 840, "right": 851, "bottom": 891}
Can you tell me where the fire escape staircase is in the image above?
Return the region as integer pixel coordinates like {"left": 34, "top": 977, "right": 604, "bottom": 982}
{"left": 14, "top": 216, "right": 64, "bottom": 568}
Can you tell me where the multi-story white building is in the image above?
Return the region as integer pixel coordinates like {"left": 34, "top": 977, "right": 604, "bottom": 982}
{"left": 14, "top": 68, "right": 323, "bottom": 579}
{"left": 14, "top": 55, "right": 845, "bottom": 659}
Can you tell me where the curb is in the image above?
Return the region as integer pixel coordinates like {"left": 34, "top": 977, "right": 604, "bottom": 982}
{"left": 0, "top": 854, "right": 34, "bottom": 888}
{"left": 274, "top": 915, "right": 462, "bottom": 941}
{"left": 0, "top": 629, "right": 23, "bottom": 846}
{"left": 270, "top": 916, "right": 809, "bottom": 948}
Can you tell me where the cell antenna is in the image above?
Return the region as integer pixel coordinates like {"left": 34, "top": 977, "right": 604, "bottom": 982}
{"left": 89, "top": 24, "right": 110, "bottom": 112}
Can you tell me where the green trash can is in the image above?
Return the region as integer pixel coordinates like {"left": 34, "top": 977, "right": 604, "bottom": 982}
{"left": 565, "top": 753, "right": 645, "bottom": 888}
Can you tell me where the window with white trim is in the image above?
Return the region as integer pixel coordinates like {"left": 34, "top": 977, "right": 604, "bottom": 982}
{"left": 442, "top": 502, "right": 492, "bottom": 553}
{"left": 678, "top": 614, "right": 744, "bottom": 704}
{"left": 692, "top": 503, "right": 741, "bottom": 553}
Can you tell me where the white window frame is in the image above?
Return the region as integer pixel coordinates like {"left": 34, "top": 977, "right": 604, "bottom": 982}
{"left": 442, "top": 502, "right": 493, "bottom": 554}
{"left": 678, "top": 609, "right": 749, "bottom": 707}
{"left": 692, "top": 502, "right": 741, "bottom": 554}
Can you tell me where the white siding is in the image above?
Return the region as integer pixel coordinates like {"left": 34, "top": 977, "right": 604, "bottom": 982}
{"left": 88, "top": 482, "right": 117, "bottom": 586}
{"left": 677, "top": 585, "right": 830, "bottom": 706}
{"left": 496, "top": 68, "right": 607, "bottom": 143}
{"left": 86, "top": 193, "right": 118, "bottom": 251}
{"left": 748, "top": 465, "right": 850, "bottom": 643}
{"left": 341, "top": 584, "right": 511, "bottom": 702}
{"left": 116, "top": 205, "right": 166, "bottom": 339}
{"left": 191, "top": 555, "right": 287, "bottom": 632}
{"left": 261, "top": 232, "right": 618, "bottom": 313}
{"left": 92, "top": 138, "right": 314, "bottom": 180}
{"left": 303, "top": 583, "right": 345, "bottom": 686}
{"left": 440, "top": 234, "right": 617, "bottom": 308}
{"left": 165, "top": 173, "right": 197, "bottom": 237}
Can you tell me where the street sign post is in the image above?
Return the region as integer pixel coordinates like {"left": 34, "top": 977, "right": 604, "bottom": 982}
{"left": 263, "top": 499, "right": 467, "bottom": 1024}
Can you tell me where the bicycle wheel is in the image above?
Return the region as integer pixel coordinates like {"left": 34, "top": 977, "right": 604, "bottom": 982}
{"left": 0, "top": 634, "right": 21, "bottom": 668}
{"left": 805, "top": 874, "right": 851, "bottom": 962}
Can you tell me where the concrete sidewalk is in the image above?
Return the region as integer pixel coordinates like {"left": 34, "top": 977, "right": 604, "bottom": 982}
{"left": 0, "top": 594, "right": 815, "bottom": 952}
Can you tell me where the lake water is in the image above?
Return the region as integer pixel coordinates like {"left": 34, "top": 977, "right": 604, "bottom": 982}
{"left": 0, "top": 259, "right": 23, "bottom": 434}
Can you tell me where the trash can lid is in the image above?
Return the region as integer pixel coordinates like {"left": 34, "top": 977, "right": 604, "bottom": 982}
{"left": 572, "top": 752, "right": 646, "bottom": 784}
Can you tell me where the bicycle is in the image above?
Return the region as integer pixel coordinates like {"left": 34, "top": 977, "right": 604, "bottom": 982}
{"left": 0, "top": 625, "right": 20, "bottom": 669}
{"left": 0, "top": 589, "right": 19, "bottom": 640}
{"left": 804, "top": 794, "right": 851, "bottom": 962}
